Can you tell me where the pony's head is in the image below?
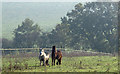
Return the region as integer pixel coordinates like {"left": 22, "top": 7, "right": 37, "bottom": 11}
{"left": 39, "top": 48, "right": 45, "bottom": 56}
{"left": 52, "top": 46, "right": 56, "bottom": 53}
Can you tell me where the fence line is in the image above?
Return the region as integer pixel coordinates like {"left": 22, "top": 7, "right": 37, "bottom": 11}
{"left": 0, "top": 48, "right": 65, "bottom": 51}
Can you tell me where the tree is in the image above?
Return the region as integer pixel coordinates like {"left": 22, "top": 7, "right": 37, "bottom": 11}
{"left": 13, "top": 18, "right": 42, "bottom": 48}
{"left": 2, "top": 38, "right": 13, "bottom": 48}
{"left": 59, "top": 2, "right": 118, "bottom": 52}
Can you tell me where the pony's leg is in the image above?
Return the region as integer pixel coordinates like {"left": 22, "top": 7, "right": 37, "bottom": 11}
{"left": 43, "top": 60, "right": 44, "bottom": 66}
{"left": 40, "top": 60, "right": 42, "bottom": 66}
{"left": 46, "top": 60, "right": 49, "bottom": 66}
{"left": 46, "top": 60, "right": 47, "bottom": 65}
{"left": 47, "top": 60, "right": 50, "bottom": 66}
{"left": 56, "top": 61, "right": 58, "bottom": 65}
{"left": 54, "top": 59, "right": 55, "bottom": 65}
{"left": 44, "top": 60, "right": 46, "bottom": 66}
{"left": 59, "top": 59, "right": 61, "bottom": 65}
{"left": 43, "top": 59, "right": 46, "bottom": 66}
{"left": 52, "top": 58, "right": 53, "bottom": 66}
{"left": 57, "top": 59, "right": 61, "bottom": 65}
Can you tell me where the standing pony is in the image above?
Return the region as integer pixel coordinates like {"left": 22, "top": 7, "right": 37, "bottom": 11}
{"left": 52, "top": 46, "right": 62, "bottom": 65}
{"left": 39, "top": 48, "right": 50, "bottom": 66}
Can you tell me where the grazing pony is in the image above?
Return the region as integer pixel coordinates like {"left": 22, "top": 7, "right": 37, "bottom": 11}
{"left": 39, "top": 48, "right": 50, "bottom": 66}
{"left": 52, "top": 46, "right": 62, "bottom": 65}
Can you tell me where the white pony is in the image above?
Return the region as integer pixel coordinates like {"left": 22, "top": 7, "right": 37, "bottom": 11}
{"left": 39, "top": 48, "right": 50, "bottom": 66}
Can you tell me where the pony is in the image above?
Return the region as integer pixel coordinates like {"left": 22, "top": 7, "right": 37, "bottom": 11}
{"left": 39, "top": 48, "right": 50, "bottom": 66}
{"left": 52, "top": 46, "right": 62, "bottom": 65}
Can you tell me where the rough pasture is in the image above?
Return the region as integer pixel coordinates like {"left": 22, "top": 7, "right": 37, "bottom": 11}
{"left": 1, "top": 50, "right": 119, "bottom": 72}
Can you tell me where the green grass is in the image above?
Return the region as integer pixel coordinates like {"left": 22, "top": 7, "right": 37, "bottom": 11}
{"left": 2, "top": 56, "right": 118, "bottom": 72}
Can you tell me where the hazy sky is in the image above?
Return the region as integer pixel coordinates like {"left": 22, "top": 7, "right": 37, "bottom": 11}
{"left": 2, "top": 2, "right": 79, "bottom": 39}
{"left": 2, "top": 0, "right": 96, "bottom": 2}
{"left": 1, "top": 1, "right": 119, "bottom": 39}
{"left": 1, "top": 0, "right": 119, "bottom": 2}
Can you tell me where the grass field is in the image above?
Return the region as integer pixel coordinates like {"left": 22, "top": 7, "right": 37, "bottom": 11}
{"left": 2, "top": 55, "right": 118, "bottom": 72}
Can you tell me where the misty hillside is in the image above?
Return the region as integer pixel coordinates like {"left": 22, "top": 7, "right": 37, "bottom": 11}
{"left": 2, "top": 2, "right": 78, "bottom": 39}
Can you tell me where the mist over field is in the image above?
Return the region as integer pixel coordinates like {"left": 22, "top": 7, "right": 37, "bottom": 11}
{"left": 2, "top": 2, "right": 78, "bottom": 39}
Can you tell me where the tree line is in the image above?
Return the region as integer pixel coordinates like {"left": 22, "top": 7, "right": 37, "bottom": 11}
{"left": 2, "top": 2, "right": 118, "bottom": 53}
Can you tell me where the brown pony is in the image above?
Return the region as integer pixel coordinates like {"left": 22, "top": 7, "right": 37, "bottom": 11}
{"left": 52, "top": 46, "right": 62, "bottom": 65}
